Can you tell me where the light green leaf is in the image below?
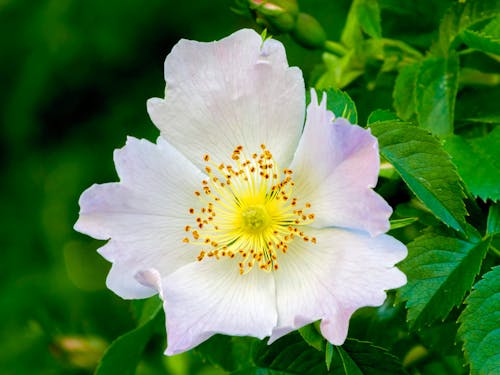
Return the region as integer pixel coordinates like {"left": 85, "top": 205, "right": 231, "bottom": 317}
{"left": 487, "top": 204, "right": 500, "bottom": 236}
{"left": 443, "top": 128, "right": 500, "bottom": 201}
{"left": 95, "top": 297, "right": 163, "bottom": 375}
{"left": 369, "top": 121, "right": 467, "bottom": 233}
{"left": 316, "top": 51, "right": 364, "bottom": 90}
{"left": 458, "top": 266, "right": 500, "bottom": 375}
{"left": 357, "top": 0, "right": 382, "bottom": 39}
{"left": 397, "top": 230, "right": 491, "bottom": 329}
{"left": 393, "top": 62, "right": 419, "bottom": 121}
{"left": 461, "top": 28, "right": 500, "bottom": 56}
{"left": 341, "top": 0, "right": 381, "bottom": 45}
{"left": 415, "top": 53, "right": 459, "bottom": 137}
{"left": 390, "top": 217, "right": 418, "bottom": 230}
{"left": 320, "top": 88, "right": 358, "bottom": 124}
{"left": 299, "top": 323, "right": 324, "bottom": 352}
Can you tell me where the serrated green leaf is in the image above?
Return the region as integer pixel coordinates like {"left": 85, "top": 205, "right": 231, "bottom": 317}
{"left": 95, "top": 299, "right": 162, "bottom": 375}
{"left": 329, "top": 339, "right": 405, "bottom": 375}
{"left": 320, "top": 88, "right": 358, "bottom": 124}
{"left": 397, "top": 230, "right": 490, "bottom": 330}
{"left": 435, "top": 0, "right": 499, "bottom": 55}
{"left": 487, "top": 204, "right": 500, "bottom": 236}
{"left": 393, "top": 62, "right": 419, "bottom": 121}
{"left": 415, "top": 53, "right": 459, "bottom": 137}
{"left": 370, "top": 121, "right": 467, "bottom": 233}
{"left": 458, "top": 266, "right": 500, "bottom": 375}
{"left": 443, "top": 129, "right": 500, "bottom": 201}
{"left": 461, "top": 28, "right": 500, "bottom": 56}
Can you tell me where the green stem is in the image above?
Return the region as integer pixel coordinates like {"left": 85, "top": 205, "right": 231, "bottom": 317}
{"left": 380, "top": 38, "right": 423, "bottom": 59}
{"left": 490, "top": 245, "right": 500, "bottom": 258}
{"left": 323, "top": 40, "right": 348, "bottom": 56}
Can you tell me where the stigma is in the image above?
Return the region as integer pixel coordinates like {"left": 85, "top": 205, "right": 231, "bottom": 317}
{"left": 183, "top": 144, "right": 316, "bottom": 274}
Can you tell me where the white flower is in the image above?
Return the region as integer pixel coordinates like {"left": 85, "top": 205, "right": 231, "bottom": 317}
{"left": 75, "top": 29, "right": 407, "bottom": 355}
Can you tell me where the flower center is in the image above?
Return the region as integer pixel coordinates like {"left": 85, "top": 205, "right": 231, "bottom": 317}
{"left": 241, "top": 205, "right": 270, "bottom": 233}
{"left": 183, "top": 144, "right": 316, "bottom": 274}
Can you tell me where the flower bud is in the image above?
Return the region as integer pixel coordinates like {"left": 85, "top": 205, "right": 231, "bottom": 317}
{"left": 249, "top": 0, "right": 299, "bottom": 33}
{"left": 291, "top": 12, "right": 327, "bottom": 49}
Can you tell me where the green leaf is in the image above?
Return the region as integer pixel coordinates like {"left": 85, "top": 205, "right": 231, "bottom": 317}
{"left": 397, "top": 230, "right": 491, "bottom": 329}
{"left": 323, "top": 88, "right": 358, "bottom": 124}
{"left": 435, "top": 0, "right": 499, "bottom": 55}
{"left": 95, "top": 297, "right": 163, "bottom": 375}
{"left": 443, "top": 129, "right": 500, "bottom": 201}
{"left": 390, "top": 217, "right": 418, "bottom": 230}
{"left": 299, "top": 323, "right": 324, "bottom": 352}
{"left": 487, "top": 204, "right": 500, "bottom": 236}
{"left": 367, "top": 109, "right": 399, "bottom": 124}
{"left": 461, "top": 28, "right": 500, "bottom": 56}
{"left": 329, "top": 339, "right": 405, "bottom": 375}
{"left": 370, "top": 121, "right": 467, "bottom": 233}
{"left": 455, "top": 87, "right": 500, "bottom": 124}
{"left": 315, "top": 51, "right": 364, "bottom": 90}
{"left": 235, "top": 332, "right": 328, "bottom": 375}
{"left": 458, "top": 266, "right": 500, "bottom": 375}
{"left": 356, "top": 0, "right": 382, "bottom": 39}
{"left": 393, "top": 62, "right": 419, "bottom": 121}
{"left": 415, "top": 53, "right": 459, "bottom": 137}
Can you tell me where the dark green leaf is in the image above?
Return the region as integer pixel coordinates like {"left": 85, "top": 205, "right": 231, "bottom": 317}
{"left": 320, "top": 88, "right": 358, "bottom": 124}
{"left": 95, "top": 299, "right": 163, "bottom": 375}
{"left": 458, "top": 266, "right": 500, "bottom": 375}
{"left": 487, "top": 204, "right": 500, "bottom": 236}
{"left": 455, "top": 87, "right": 500, "bottom": 124}
{"left": 397, "top": 230, "right": 491, "bottom": 329}
{"left": 443, "top": 129, "right": 500, "bottom": 201}
{"left": 196, "top": 336, "right": 261, "bottom": 373}
{"left": 415, "top": 53, "right": 459, "bottom": 137}
{"left": 370, "top": 121, "right": 467, "bottom": 233}
{"left": 238, "top": 332, "right": 328, "bottom": 375}
{"left": 393, "top": 62, "right": 419, "bottom": 121}
{"left": 329, "top": 339, "right": 405, "bottom": 375}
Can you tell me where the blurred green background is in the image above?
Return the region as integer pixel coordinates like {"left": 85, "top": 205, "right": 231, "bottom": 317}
{"left": 0, "top": 1, "right": 349, "bottom": 373}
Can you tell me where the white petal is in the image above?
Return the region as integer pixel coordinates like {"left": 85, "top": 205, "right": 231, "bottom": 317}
{"left": 159, "top": 259, "right": 277, "bottom": 355}
{"left": 290, "top": 91, "right": 391, "bottom": 236}
{"left": 147, "top": 28, "right": 305, "bottom": 169}
{"left": 270, "top": 228, "right": 406, "bottom": 345}
{"left": 74, "top": 137, "right": 204, "bottom": 299}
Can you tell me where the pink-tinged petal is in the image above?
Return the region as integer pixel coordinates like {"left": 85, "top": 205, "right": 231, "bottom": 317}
{"left": 270, "top": 228, "right": 406, "bottom": 344}
{"left": 158, "top": 259, "right": 277, "bottom": 355}
{"left": 290, "top": 90, "right": 391, "bottom": 236}
{"left": 74, "top": 137, "right": 204, "bottom": 299}
{"left": 147, "top": 29, "right": 305, "bottom": 169}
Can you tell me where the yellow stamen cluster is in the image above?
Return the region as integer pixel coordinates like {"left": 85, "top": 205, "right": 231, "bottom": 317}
{"left": 183, "top": 144, "right": 316, "bottom": 274}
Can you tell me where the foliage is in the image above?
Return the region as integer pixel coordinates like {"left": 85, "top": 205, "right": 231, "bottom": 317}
{"left": 2, "top": 0, "right": 498, "bottom": 374}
